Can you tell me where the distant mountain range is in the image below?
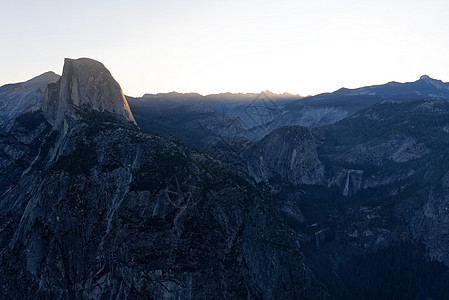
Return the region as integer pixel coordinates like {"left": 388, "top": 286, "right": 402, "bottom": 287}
{"left": 130, "top": 74, "right": 449, "bottom": 116}
{"left": 126, "top": 74, "right": 449, "bottom": 149}
{"left": 2, "top": 63, "right": 449, "bottom": 299}
{"left": 4, "top": 71, "right": 448, "bottom": 150}
{"left": 291, "top": 74, "right": 449, "bottom": 111}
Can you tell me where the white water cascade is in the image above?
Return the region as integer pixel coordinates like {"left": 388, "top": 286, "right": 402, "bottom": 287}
{"left": 343, "top": 171, "right": 351, "bottom": 197}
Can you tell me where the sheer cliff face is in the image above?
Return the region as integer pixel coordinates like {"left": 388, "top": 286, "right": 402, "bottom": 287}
{"left": 0, "top": 59, "right": 327, "bottom": 299}
{"left": 42, "top": 58, "right": 135, "bottom": 129}
{"left": 246, "top": 126, "right": 325, "bottom": 185}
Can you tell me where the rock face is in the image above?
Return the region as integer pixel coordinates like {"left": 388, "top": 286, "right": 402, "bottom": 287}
{"left": 201, "top": 97, "right": 449, "bottom": 299}
{"left": 0, "top": 59, "right": 328, "bottom": 299}
{"left": 42, "top": 58, "right": 135, "bottom": 129}
{"left": 6, "top": 59, "right": 449, "bottom": 299}
{"left": 0, "top": 71, "right": 60, "bottom": 130}
{"left": 270, "top": 98, "right": 449, "bottom": 299}
{"left": 245, "top": 126, "right": 325, "bottom": 185}
{"left": 397, "top": 187, "right": 449, "bottom": 266}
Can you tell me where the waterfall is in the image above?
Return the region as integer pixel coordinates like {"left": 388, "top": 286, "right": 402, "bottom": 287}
{"left": 343, "top": 171, "right": 350, "bottom": 197}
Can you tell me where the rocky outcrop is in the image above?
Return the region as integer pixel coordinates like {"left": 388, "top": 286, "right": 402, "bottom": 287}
{"left": 396, "top": 186, "right": 449, "bottom": 266}
{"left": 7, "top": 59, "right": 449, "bottom": 299}
{"left": 0, "top": 71, "right": 60, "bottom": 130}
{"left": 245, "top": 126, "right": 325, "bottom": 185}
{"left": 0, "top": 112, "right": 328, "bottom": 299}
{"left": 0, "top": 59, "right": 328, "bottom": 299}
{"left": 41, "top": 58, "right": 135, "bottom": 129}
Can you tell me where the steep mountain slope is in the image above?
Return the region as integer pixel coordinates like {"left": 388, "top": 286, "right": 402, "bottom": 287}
{"left": 5, "top": 59, "right": 449, "bottom": 299}
{"left": 0, "top": 58, "right": 327, "bottom": 299}
{"left": 315, "top": 98, "right": 449, "bottom": 188}
{"left": 245, "top": 126, "right": 325, "bottom": 185}
{"left": 313, "top": 98, "right": 449, "bottom": 266}
{"left": 0, "top": 71, "right": 60, "bottom": 130}
{"left": 241, "top": 98, "right": 449, "bottom": 299}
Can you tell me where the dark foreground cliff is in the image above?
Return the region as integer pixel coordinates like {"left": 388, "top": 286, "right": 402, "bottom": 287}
{"left": 0, "top": 58, "right": 327, "bottom": 299}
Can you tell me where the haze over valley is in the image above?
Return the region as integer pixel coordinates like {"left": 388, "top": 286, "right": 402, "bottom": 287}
{"left": 1, "top": 58, "right": 449, "bottom": 298}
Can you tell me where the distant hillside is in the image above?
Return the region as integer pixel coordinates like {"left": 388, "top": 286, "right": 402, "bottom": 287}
{"left": 129, "top": 75, "right": 449, "bottom": 150}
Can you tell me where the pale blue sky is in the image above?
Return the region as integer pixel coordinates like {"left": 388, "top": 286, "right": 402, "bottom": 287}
{"left": 2, "top": 0, "right": 449, "bottom": 96}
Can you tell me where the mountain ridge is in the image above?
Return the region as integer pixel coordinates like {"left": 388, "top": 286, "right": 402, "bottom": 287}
{"left": 0, "top": 71, "right": 60, "bottom": 130}
{"left": 0, "top": 58, "right": 328, "bottom": 299}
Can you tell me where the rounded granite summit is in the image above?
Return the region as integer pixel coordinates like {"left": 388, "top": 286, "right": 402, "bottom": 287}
{"left": 42, "top": 57, "right": 136, "bottom": 127}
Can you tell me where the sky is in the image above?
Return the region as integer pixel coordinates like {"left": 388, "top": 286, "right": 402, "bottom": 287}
{"left": 1, "top": 0, "right": 449, "bottom": 97}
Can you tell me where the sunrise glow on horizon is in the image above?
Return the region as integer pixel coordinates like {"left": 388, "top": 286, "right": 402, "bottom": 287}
{"left": 2, "top": 0, "right": 449, "bottom": 97}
